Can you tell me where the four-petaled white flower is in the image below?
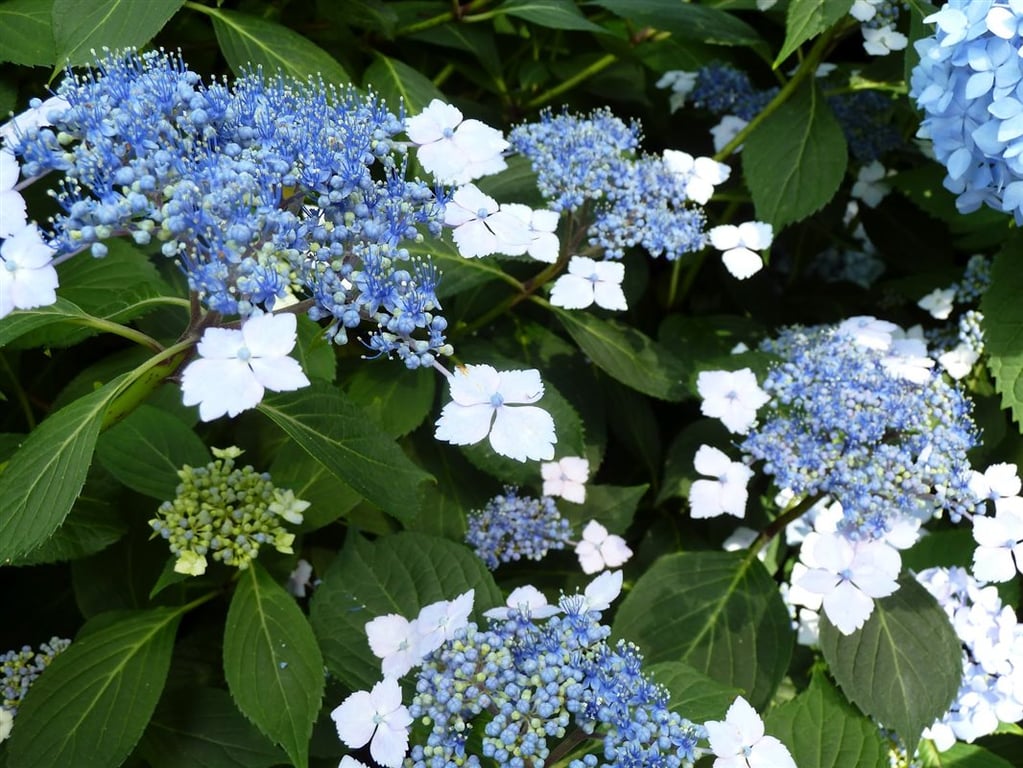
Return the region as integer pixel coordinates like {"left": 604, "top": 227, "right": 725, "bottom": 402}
{"left": 881, "top": 337, "right": 935, "bottom": 385}
{"left": 707, "top": 221, "right": 773, "bottom": 279}
{"left": 365, "top": 613, "right": 423, "bottom": 679}
{"left": 918, "top": 287, "right": 956, "bottom": 320}
{"left": 575, "top": 520, "right": 633, "bottom": 575}
{"left": 331, "top": 678, "right": 413, "bottom": 768}
{"left": 704, "top": 696, "right": 796, "bottom": 768}
{"left": 286, "top": 558, "right": 314, "bottom": 598}
{"left": 969, "top": 463, "right": 1022, "bottom": 502}
{"left": 939, "top": 344, "right": 979, "bottom": 380}
{"left": 689, "top": 445, "right": 754, "bottom": 519}
{"left": 662, "top": 150, "right": 731, "bottom": 205}
{"left": 836, "top": 315, "right": 898, "bottom": 351}
{"left": 415, "top": 589, "right": 474, "bottom": 656}
{"left": 578, "top": 569, "right": 623, "bottom": 614}
{"left": 434, "top": 363, "right": 556, "bottom": 462}
{"left": 483, "top": 584, "right": 560, "bottom": 620}
{"left": 549, "top": 256, "right": 627, "bottom": 311}
{"left": 0, "top": 150, "right": 27, "bottom": 238}
{"left": 711, "top": 115, "right": 749, "bottom": 154}
{"left": 851, "top": 160, "right": 891, "bottom": 208}
{"left": 339, "top": 757, "right": 370, "bottom": 768}
{"left": 0, "top": 223, "right": 58, "bottom": 318}
{"left": 405, "top": 99, "right": 508, "bottom": 184}
{"left": 697, "top": 368, "right": 770, "bottom": 434}
{"left": 502, "top": 204, "right": 561, "bottom": 263}
{"left": 443, "top": 184, "right": 531, "bottom": 258}
{"left": 541, "top": 456, "right": 590, "bottom": 503}
{"left": 179, "top": 312, "right": 311, "bottom": 421}
{"left": 862, "top": 24, "right": 908, "bottom": 56}
{"left": 972, "top": 498, "right": 1023, "bottom": 583}
{"left": 796, "top": 532, "right": 901, "bottom": 635}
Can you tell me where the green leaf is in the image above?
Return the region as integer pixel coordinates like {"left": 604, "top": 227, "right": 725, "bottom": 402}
{"left": 918, "top": 741, "right": 1016, "bottom": 768}
{"left": 51, "top": 0, "right": 183, "bottom": 67}
{"left": 207, "top": 7, "right": 350, "bottom": 84}
{"left": 561, "top": 484, "right": 647, "bottom": 534}
{"left": 140, "top": 686, "right": 286, "bottom": 768}
{"left": 7, "top": 608, "right": 181, "bottom": 768}
{"left": 497, "top": 0, "right": 606, "bottom": 32}
{"left": 981, "top": 246, "right": 1023, "bottom": 426}
{"left": 408, "top": 236, "right": 511, "bottom": 299}
{"left": 258, "top": 383, "right": 431, "bottom": 521}
{"left": 345, "top": 363, "right": 435, "bottom": 437}
{"left": 293, "top": 315, "right": 337, "bottom": 383}
{"left": 12, "top": 467, "right": 127, "bottom": 565}
{"left": 819, "top": 575, "right": 963, "bottom": 754}
{"left": 96, "top": 405, "right": 208, "bottom": 500}
{"left": 647, "top": 661, "right": 741, "bottom": 724}
{"left": 592, "top": 0, "right": 765, "bottom": 49}
{"left": 268, "top": 440, "right": 362, "bottom": 531}
{"left": 309, "top": 532, "right": 503, "bottom": 691}
{"left": 743, "top": 80, "right": 847, "bottom": 231}
{"left": 612, "top": 551, "right": 794, "bottom": 710}
{"left": 0, "top": 377, "right": 124, "bottom": 562}
{"left": 765, "top": 670, "right": 888, "bottom": 768}
{"left": 0, "top": 297, "right": 94, "bottom": 349}
{"left": 57, "top": 240, "right": 171, "bottom": 320}
{"left": 555, "top": 309, "right": 688, "bottom": 401}
{"left": 223, "top": 563, "right": 325, "bottom": 768}
{"left": 0, "top": 0, "right": 55, "bottom": 66}
{"left": 408, "top": 23, "right": 502, "bottom": 77}
{"left": 775, "top": 0, "right": 854, "bottom": 65}
{"left": 363, "top": 52, "right": 446, "bottom": 115}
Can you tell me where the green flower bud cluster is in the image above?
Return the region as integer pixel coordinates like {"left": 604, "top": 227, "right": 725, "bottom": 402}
{"left": 1, "top": 637, "right": 71, "bottom": 717}
{"left": 148, "top": 446, "right": 309, "bottom": 576}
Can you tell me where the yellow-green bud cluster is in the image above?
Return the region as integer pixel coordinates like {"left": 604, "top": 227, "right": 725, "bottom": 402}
{"left": 148, "top": 446, "right": 309, "bottom": 576}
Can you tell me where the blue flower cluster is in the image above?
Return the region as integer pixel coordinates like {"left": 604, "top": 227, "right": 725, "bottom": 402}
{"left": 827, "top": 91, "right": 903, "bottom": 162}
{"left": 508, "top": 109, "right": 706, "bottom": 260}
{"left": 465, "top": 487, "right": 571, "bottom": 570}
{"left": 911, "top": 2, "right": 1023, "bottom": 222}
{"left": 954, "top": 254, "right": 991, "bottom": 304}
{"left": 690, "top": 63, "right": 777, "bottom": 121}
{"left": 407, "top": 599, "right": 701, "bottom": 768}
{"left": 744, "top": 325, "right": 978, "bottom": 537}
{"left": 1, "top": 637, "right": 70, "bottom": 716}
{"left": 7, "top": 49, "right": 449, "bottom": 367}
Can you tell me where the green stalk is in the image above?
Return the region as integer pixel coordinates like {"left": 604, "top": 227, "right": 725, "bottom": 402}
{"left": 101, "top": 339, "right": 196, "bottom": 430}
{"left": 742, "top": 493, "right": 827, "bottom": 567}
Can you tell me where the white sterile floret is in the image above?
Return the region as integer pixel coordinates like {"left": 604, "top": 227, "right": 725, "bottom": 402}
{"left": 697, "top": 368, "right": 770, "bottom": 434}
{"left": 970, "top": 463, "right": 1022, "bottom": 502}
{"left": 0, "top": 149, "right": 27, "bottom": 237}
{"left": 549, "top": 256, "right": 627, "bottom": 311}
{"left": 662, "top": 149, "right": 731, "bottom": 205}
{"left": 483, "top": 584, "right": 560, "bottom": 620}
{"left": 881, "top": 337, "right": 935, "bottom": 384}
{"left": 579, "top": 569, "right": 623, "bottom": 613}
{"left": 405, "top": 99, "right": 508, "bottom": 184}
{"left": 331, "top": 678, "right": 413, "bottom": 768}
{"left": 862, "top": 24, "right": 908, "bottom": 56}
{"left": 710, "top": 115, "right": 749, "bottom": 154}
{"left": 416, "top": 589, "right": 474, "bottom": 656}
{"left": 655, "top": 70, "right": 698, "bottom": 112}
{"left": 179, "top": 312, "right": 311, "bottom": 421}
{"left": 0, "top": 95, "right": 69, "bottom": 147}
{"left": 689, "top": 445, "right": 754, "bottom": 519}
{"left": 919, "top": 287, "right": 956, "bottom": 320}
{"left": 796, "top": 532, "right": 902, "bottom": 635}
{"left": 0, "top": 224, "right": 58, "bottom": 318}
{"left": 444, "top": 184, "right": 531, "bottom": 258}
{"left": 850, "top": 160, "right": 891, "bottom": 208}
{"left": 757, "top": 0, "right": 778, "bottom": 10}
{"left": 0, "top": 707, "right": 11, "bottom": 744}
{"left": 575, "top": 520, "right": 633, "bottom": 575}
{"left": 434, "top": 363, "right": 556, "bottom": 462}
{"left": 541, "top": 456, "right": 589, "bottom": 503}
{"left": 836, "top": 315, "right": 898, "bottom": 351}
{"left": 939, "top": 344, "right": 980, "bottom": 380}
{"left": 501, "top": 204, "right": 560, "bottom": 263}
{"left": 286, "top": 558, "right": 313, "bottom": 598}
{"left": 340, "top": 758, "right": 370, "bottom": 768}
{"left": 365, "top": 613, "right": 423, "bottom": 679}
{"left": 722, "top": 526, "right": 759, "bottom": 553}
{"left": 704, "top": 696, "right": 797, "bottom": 768}
{"left": 972, "top": 499, "right": 1023, "bottom": 583}
{"left": 707, "top": 221, "right": 773, "bottom": 279}
{"left": 850, "top": 0, "right": 879, "bottom": 21}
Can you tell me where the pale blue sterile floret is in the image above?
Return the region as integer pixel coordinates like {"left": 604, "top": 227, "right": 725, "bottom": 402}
{"left": 744, "top": 326, "right": 978, "bottom": 538}
{"left": 465, "top": 487, "right": 572, "bottom": 570}
{"left": 911, "top": 1, "right": 1023, "bottom": 223}
{"left": 9, "top": 48, "right": 449, "bottom": 367}
{"left": 508, "top": 109, "right": 706, "bottom": 261}
{"left": 406, "top": 595, "right": 702, "bottom": 768}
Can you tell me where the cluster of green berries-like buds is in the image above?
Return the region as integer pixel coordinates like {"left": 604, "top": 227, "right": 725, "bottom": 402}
{"left": 1, "top": 636, "right": 71, "bottom": 720}
{"left": 148, "top": 446, "right": 309, "bottom": 576}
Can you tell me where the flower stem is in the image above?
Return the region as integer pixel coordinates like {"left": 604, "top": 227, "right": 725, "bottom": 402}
{"left": 742, "top": 492, "right": 828, "bottom": 566}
